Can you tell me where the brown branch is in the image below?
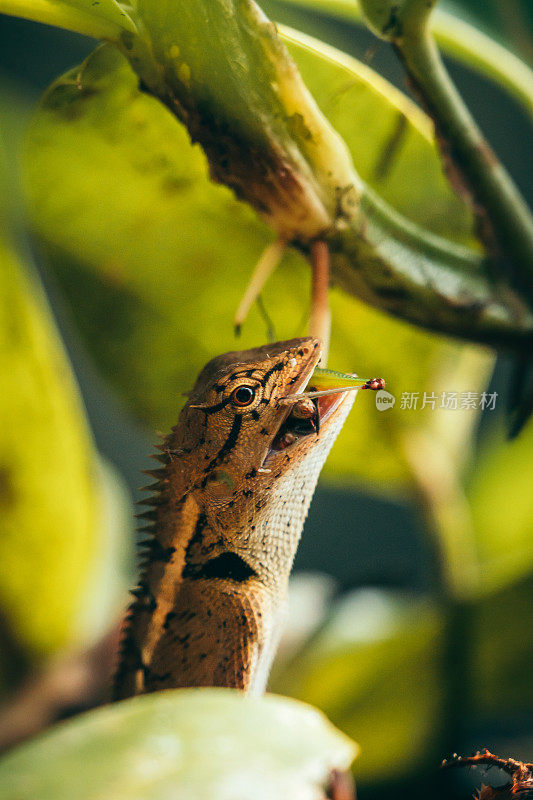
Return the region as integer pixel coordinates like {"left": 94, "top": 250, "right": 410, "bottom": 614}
{"left": 442, "top": 750, "right": 533, "bottom": 798}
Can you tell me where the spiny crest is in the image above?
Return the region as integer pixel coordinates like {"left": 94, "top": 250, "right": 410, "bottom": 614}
{"left": 142, "top": 467, "right": 167, "bottom": 479}
{"left": 117, "top": 444, "right": 173, "bottom": 681}
{"left": 133, "top": 450, "right": 173, "bottom": 565}
{"left": 135, "top": 509, "right": 158, "bottom": 521}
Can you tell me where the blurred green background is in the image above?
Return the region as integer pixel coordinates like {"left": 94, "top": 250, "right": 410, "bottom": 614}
{"left": 0, "top": 0, "right": 532, "bottom": 798}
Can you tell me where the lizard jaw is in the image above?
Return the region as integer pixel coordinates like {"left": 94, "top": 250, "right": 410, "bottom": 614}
{"left": 265, "top": 380, "right": 354, "bottom": 461}
{"left": 262, "top": 345, "right": 322, "bottom": 461}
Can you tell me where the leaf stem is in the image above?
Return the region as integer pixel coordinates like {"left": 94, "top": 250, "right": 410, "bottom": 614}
{"left": 359, "top": 0, "right": 533, "bottom": 304}
{"left": 330, "top": 186, "right": 533, "bottom": 352}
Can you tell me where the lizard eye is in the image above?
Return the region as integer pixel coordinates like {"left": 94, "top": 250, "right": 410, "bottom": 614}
{"left": 231, "top": 385, "right": 256, "bottom": 407}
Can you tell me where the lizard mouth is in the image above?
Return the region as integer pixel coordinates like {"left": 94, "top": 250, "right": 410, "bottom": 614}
{"left": 259, "top": 342, "right": 359, "bottom": 464}
{"left": 269, "top": 388, "right": 348, "bottom": 453}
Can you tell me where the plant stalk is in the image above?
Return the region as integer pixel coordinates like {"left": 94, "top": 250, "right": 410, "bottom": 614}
{"left": 359, "top": 0, "right": 533, "bottom": 305}
{"left": 117, "top": 1, "right": 533, "bottom": 352}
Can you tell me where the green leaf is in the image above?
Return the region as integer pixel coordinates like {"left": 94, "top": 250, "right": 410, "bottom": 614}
{"left": 471, "top": 575, "right": 533, "bottom": 718}
{"left": 468, "top": 419, "right": 533, "bottom": 594}
{"left": 465, "top": 421, "right": 533, "bottom": 713}
{"left": 0, "top": 96, "right": 132, "bottom": 688}
{"left": 448, "top": 413, "right": 533, "bottom": 718}
{"left": 0, "top": 688, "right": 357, "bottom": 799}
{"left": 267, "top": 0, "right": 533, "bottom": 118}
{"left": 76, "top": 458, "right": 135, "bottom": 645}
{"left": 270, "top": 589, "right": 444, "bottom": 782}
{"left": 0, "top": 211, "right": 98, "bottom": 672}
{"left": 23, "top": 43, "right": 492, "bottom": 490}
{"left": 0, "top": 0, "right": 137, "bottom": 42}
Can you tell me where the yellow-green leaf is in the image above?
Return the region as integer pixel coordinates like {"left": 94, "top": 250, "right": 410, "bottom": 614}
{"left": 468, "top": 419, "right": 533, "bottom": 594}
{"left": 0, "top": 103, "right": 130, "bottom": 687}
{"left": 270, "top": 589, "right": 443, "bottom": 782}
{"left": 0, "top": 233, "right": 98, "bottom": 665}
{"left": 0, "top": 688, "right": 357, "bottom": 799}
{"left": 0, "top": 0, "right": 137, "bottom": 42}
{"left": 267, "top": 0, "right": 533, "bottom": 118}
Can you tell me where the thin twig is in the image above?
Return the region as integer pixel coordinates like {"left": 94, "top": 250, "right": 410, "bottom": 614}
{"left": 309, "top": 240, "right": 331, "bottom": 365}
{"left": 234, "top": 238, "right": 286, "bottom": 335}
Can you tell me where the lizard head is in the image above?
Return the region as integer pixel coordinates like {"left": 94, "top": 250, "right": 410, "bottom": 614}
{"left": 168, "top": 337, "right": 355, "bottom": 506}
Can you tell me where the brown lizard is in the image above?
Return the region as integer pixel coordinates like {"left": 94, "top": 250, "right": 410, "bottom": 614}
{"left": 114, "top": 337, "right": 360, "bottom": 698}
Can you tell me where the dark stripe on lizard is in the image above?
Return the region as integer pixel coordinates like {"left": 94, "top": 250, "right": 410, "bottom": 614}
{"left": 184, "top": 512, "right": 208, "bottom": 566}
{"left": 203, "top": 414, "right": 242, "bottom": 473}
{"left": 191, "top": 396, "right": 233, "bottom": 415}
{"left": 260, "top": 361, "right": 284, "bottom": 386}
{"left": 184, "top": 551, "right": 257, "bottom": 582}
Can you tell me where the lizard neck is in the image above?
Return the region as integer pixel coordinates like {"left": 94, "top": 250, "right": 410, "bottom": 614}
{"left": 114, "top": 485, "right": 286, "bottom": 697}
